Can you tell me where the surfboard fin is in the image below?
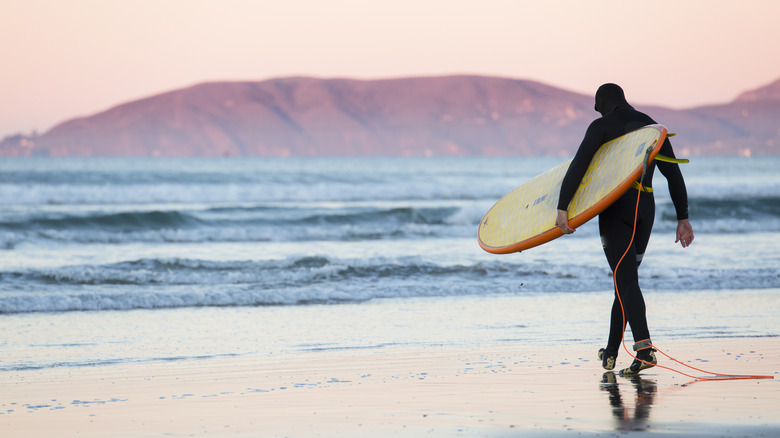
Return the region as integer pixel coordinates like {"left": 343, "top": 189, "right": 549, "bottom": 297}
{"left": 654, "top": 153, "right": 689, "bottom": 164}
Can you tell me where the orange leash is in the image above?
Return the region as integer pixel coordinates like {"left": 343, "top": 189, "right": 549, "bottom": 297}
{"left": 612, "top": 172, "right": 772, "bottom": 381}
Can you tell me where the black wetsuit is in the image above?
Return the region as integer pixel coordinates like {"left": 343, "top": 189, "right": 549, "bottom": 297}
{"left": 557, "top": 84, "right": 689, "bottom": 355}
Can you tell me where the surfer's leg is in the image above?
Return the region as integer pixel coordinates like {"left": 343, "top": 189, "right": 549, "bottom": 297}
{"left": 599, "top": 194, "right": 653, "bottom": 346}
{"left": 633, "top": 193, "right": 655, "bottom": 269}
{"left": 615, "top": 194, "right": 658, "bottom": 374}
{"left": 606, "top": 298, "right": 626, "bottom": 348}
{"left": 629, "top": 193, "right": 655, "bottom": 343}
{"left": 598, "top": 205, "right": 632, "bottom": 366}
{"left": 598, "top": 301, "right": 623, "bottom": 369}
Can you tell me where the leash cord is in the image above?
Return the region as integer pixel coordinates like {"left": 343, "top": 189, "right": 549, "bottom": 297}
{"left": 612, "top": 150, "right": 772, "bottom": 381}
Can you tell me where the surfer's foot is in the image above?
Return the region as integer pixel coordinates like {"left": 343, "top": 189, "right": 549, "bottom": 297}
{"left": 598, "top": 347, "right": 618, "bottom": 370}
{"left": 619, "top": 348, "right": 657, "bottom": 375}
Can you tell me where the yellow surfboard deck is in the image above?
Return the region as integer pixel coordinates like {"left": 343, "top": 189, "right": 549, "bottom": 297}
{"left": 478, "top": 124, "right": 667, "bottom": 254}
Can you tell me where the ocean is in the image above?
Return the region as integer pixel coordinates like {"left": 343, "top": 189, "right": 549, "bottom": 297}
{"left": 1, "top": 156, "right": 779, "bottom": 372}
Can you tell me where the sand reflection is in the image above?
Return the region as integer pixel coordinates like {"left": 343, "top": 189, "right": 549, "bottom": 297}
{"left": 600, "top": 371, "right": 657, "bottom": 432}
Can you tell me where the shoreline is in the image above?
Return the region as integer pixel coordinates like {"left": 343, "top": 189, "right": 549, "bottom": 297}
{"left": 3, "top": 337, "right": 778, "bottom": 437}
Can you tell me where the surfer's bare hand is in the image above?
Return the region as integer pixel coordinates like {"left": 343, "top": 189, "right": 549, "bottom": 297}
{"left": 556, "top": 209, "right": 575, "bottom": 234}
{"left": 675, "top": 219, "right": 694, "bottom": 248}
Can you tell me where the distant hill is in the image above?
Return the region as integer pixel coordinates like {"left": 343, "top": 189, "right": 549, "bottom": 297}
{"left": 2, "top": 75, "right": 779, "bottom": 157}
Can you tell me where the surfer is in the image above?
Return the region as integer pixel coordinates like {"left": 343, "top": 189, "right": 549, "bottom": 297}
{"left": 554, "top": 83, "right": 694, "bottom": 375}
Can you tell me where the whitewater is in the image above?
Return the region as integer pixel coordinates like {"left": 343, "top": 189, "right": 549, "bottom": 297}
{"left": 1, "top": 156, "right": 779, "bottom": 313}
{"left": 1, "top": 156, "right": 778, "bottom": 371}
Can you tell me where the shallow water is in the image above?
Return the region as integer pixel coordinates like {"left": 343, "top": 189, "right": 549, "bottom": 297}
{"left": 2, "top": 288, "right": 777, "bottom": 372}
{"left": 1, "top": 156, "right": 778, "bottom": 371}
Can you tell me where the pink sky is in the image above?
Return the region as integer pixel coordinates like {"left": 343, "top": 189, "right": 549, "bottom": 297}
{"left": 2, "top": 0, "right": 779, "bottom": 137}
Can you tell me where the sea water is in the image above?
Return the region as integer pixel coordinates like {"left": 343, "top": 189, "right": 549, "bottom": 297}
{"left": 1, "top": 156, "right": 778, "bottom": 371}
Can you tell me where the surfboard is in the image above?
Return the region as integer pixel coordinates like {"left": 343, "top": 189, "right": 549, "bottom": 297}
{"left": 478, "top": 124, "right": 667, "bottom": 254}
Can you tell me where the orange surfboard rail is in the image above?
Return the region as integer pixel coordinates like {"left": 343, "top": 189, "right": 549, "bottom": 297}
{"left": 478, "top": 125, "right": 667, "bottom": 254}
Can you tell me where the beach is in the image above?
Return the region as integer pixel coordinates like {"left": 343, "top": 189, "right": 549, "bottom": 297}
{"left": 3, "top": 336, "right": 777, "bottom": 437}
{"left": 3, "top": 291, "right": 779, "bottom": 438}
{"left": 2, "top": 156, "right": 779, "bottom": 436}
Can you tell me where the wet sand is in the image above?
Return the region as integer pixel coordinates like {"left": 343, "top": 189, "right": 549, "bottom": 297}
{"left": 2, "top": 337, "right": 778, "bottom": 437}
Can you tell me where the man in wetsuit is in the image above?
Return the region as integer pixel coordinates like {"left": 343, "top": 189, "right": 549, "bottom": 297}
{"left": 555, "top": 83, "right": 694, "bottom": 374}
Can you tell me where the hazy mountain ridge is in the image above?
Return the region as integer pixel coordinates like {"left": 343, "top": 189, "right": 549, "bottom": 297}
{"left": 3, "top": 75, "right": 779, "bottom": 157}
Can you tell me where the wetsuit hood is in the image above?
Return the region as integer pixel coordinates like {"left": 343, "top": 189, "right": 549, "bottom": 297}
{"left": 594, "top": 83, "right": 629, "bottom": 116}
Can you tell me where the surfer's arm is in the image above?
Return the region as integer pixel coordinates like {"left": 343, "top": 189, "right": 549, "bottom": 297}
{"left": 656, "top": 139, "right": 689, "bottom": 221}
{"left": 556, "top": 121, "right": 604, "bottom": 234}
{"left": 656, "top": 138, "right": 693, "bottom": 247}
{"left": 557, "top": 121, "right": 605, "bottom": 212}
